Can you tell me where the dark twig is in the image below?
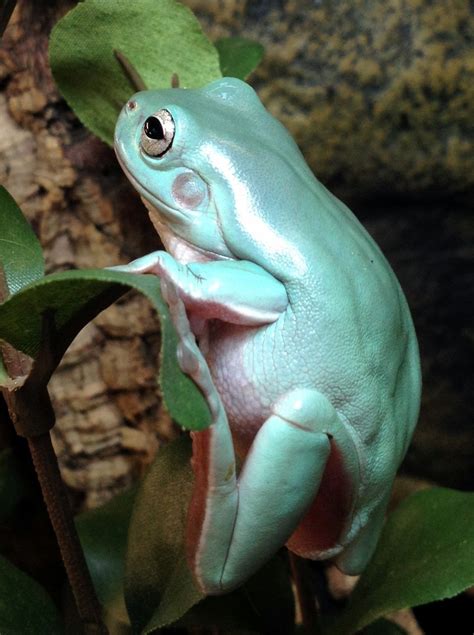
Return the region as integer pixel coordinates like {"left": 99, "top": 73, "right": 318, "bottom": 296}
{"left": 289, "top": 551, "right": 321, "bottom": 634}
{"left": 114, "top": 49, "right": 147, "bottom": 91}
{"left": 0, "top": 267, "right": 107, "bottom": 634}
{"left": 28, "top": 433, "right": 107, "bottom": 634}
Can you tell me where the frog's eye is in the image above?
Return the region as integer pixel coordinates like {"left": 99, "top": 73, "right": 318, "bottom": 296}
{"left": 140, "top": 109, "right": 175, "bottom": 157}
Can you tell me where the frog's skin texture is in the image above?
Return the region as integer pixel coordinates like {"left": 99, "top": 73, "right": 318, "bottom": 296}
{"left": 113, "top": 78, "right": 421, "bottom": 595}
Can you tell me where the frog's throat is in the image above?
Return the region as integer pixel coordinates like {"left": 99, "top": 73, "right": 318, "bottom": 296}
{"left": 143, "top": 198, "right": 233, "bottom": 265}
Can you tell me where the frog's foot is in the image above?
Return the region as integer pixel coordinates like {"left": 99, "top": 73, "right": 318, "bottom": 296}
{"left": 333, "top": 490, "right": 390, "bottom": 575}
{"left": 282, "top": 391, "right": 362, "bottom": 564}
{"left": 191, "top": 388, "right": 360, "bottom": 595}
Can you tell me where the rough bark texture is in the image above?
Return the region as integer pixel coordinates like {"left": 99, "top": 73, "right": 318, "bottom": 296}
{"left": 188, "top": 0, "right": 474, "bottom": 200}
{"left": 0, "top": 0, "right": 472, "bottom": 513}
{"left": 0, "top": 2, "right": 177, "bottom": 510}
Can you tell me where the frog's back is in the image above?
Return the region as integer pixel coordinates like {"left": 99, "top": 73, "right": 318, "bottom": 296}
{"left": 304, "top": 184, "right": 421, "bottom": 450}
{"left": 282, "top": 180, "right": 421, "bottom": 474}
{"left": 210, "top": 177, "right": 421, "bottom": 561}
{"left": 280, "top": 184, "right": 421, "bottom": 558}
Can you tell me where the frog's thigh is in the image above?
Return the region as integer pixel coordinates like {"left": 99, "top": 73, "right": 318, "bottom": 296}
{"left": 217, "top": 416, "right": 330, "bottom": 593}
{"left": 213, "top": 388, "right": 355, "bottom": 593}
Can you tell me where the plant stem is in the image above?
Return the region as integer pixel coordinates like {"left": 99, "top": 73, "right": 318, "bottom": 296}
{"left": 289, "top": 551, "right": 322, "bottom": 635}
{"left": 114, "top": 49, "right": 147, "bottom": 91}
{"left": 0, "top": 270, "right": 106, "bottom": 633}
{"left": 28, "top": 432, "right": 108, "bottom": 635}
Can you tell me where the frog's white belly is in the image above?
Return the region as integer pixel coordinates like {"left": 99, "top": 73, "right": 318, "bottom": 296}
{"left": 203, "top": 321, "right": 271, "bottom": 453}
{"left": 203, "top": 315, "right": 353, "bottom": 457}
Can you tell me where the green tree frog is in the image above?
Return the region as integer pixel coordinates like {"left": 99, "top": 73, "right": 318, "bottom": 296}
{"left": 113, "top": 78, "right": 421, "bottom": 595}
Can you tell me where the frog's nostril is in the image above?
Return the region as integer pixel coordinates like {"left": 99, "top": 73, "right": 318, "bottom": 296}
{"left": 127, "top": 100, "right": 137, "bottom": 111}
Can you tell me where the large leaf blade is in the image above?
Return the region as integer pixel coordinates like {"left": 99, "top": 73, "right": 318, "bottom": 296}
{"left": 0, "top": 269, "right": 210, "bottom": 430}
{"left": 76, "top": 486, "right": 137, "bottom": 629}
{"left": 215, "top": 37, "right": 264, "bottom": 80}
{"left": 0, "top": 186, "right": 44, "bottom": 296}
{"left": 0, "top": 554, "right": 63, "bottom": 634}
{"left": 325, "top": 488, "right": 474, "bottom": 635}
{"left": 49, "top": 0, "right": 222, "bottom": 146}
{"left": 125, "top": 436, "right": 203, "bottom": 632}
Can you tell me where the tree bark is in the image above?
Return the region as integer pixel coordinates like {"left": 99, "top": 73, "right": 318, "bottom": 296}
{"left": 0, "top": 1, "right": 177, "bottom": 511}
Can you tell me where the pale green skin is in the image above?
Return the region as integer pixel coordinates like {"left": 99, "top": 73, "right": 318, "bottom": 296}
{"left": 114, "top": 78, "right": 421, "bottom": 595}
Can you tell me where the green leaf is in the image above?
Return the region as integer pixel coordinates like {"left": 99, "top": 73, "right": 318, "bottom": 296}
{"left": 178, "top": 553, "right": 295, "bottom": 634}
{"left": 0, "top": 268, "right": 210, "bottom": 430}
{"left": 324, "top": 488, "right": 474, "bottom": 635}
{"left": 76, "top": 486, "right": 137, "bottom": 629}
{"left": 0, "top": 270, "right": 125, "bottom": 361}
{"left": 126, "top": 436, "right": 294, "bottom": 634}
{"left": 49, "top": 0, "right": 222, "bottom": 146}
{"left": 215, "top": 37, "right": 264, "bottom": 80}
{"left": 0, "top": 448, "right": 31, "bottom": 522}
{"left": 0, "top": 186, "right": 44, "bottom": 296}
{"left": 0, "top": 354, "right": 8, "bottom": 383}
{"left": 125, "top": 436, "right": 204, "bottom": 632}
{"left": 0, "top": 554, "right": 62, "bottom": 634}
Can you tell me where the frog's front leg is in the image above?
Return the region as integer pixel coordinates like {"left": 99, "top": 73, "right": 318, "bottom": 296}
{"left": 111, "top": 250, "right": 288, "bottom": 325}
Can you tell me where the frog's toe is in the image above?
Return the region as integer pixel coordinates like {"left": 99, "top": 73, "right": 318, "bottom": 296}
{"left": 109, "top": 251, "right": 164, "bottom": 274}
{"left": 177, "top": 340, "right": 201, "bottom": 375}
{"left": 105, "top": 264, "right": 133, "bottom": 272}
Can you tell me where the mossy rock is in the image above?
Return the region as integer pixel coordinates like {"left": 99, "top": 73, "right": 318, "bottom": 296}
{"left": 189, "top": 0, "right": 473, "bottom": 199}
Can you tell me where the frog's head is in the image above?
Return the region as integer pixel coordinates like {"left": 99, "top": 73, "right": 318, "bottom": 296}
{"left": 115, "top": 78, "right": 314, "bottom": 271}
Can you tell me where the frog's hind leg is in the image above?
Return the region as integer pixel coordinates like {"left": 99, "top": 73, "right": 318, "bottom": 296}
{"left": 213, "top": 395, "right": 333, "bottom": 593}
{"left": 192, "top": 388, "right": 361, "bottom": 595}
{"left": 333, "top": 490, "right": 390, "bottom": 575}
{"left": 284, "top": 394, "right": 362, "bottom": 562}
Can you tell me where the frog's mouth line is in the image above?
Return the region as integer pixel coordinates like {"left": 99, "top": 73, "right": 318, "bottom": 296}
{"left": 115, "top": 148, "right": 235, "bottom": 263}
{"left": 115, "top": 149, "right": 188, "bottom": 224}
{"left": 148, "top": 207, "right": 234, "bottom": 263}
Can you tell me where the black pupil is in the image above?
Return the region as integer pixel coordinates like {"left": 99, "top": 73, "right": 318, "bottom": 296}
{"left": 144, "top": 116, "right": 164, "bottom": 140}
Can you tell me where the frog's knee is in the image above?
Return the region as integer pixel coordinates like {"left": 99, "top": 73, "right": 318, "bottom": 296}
{"left": 272, "top": 388, "right": 339, "bottom": 433}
